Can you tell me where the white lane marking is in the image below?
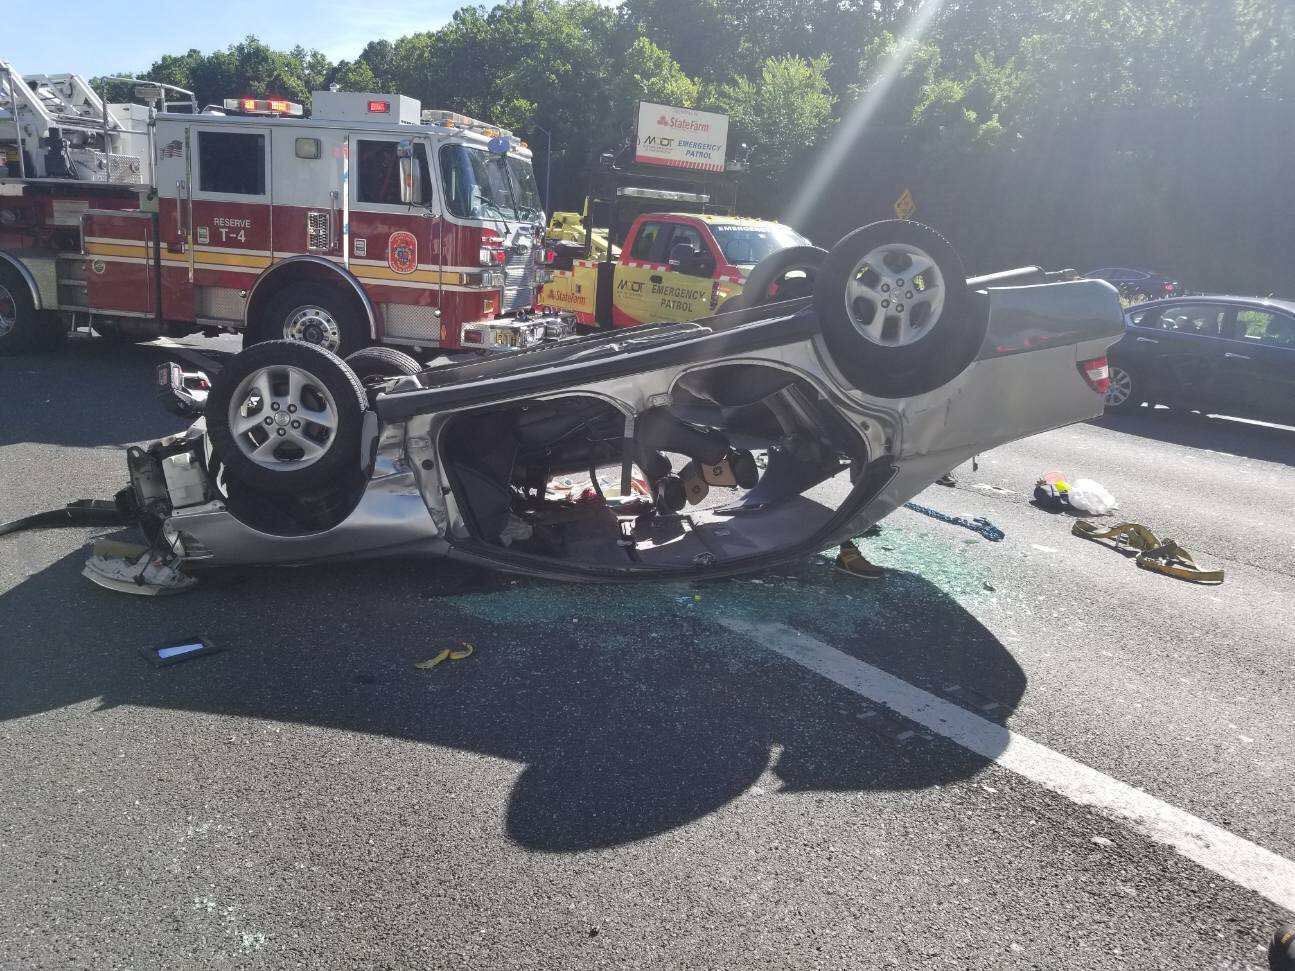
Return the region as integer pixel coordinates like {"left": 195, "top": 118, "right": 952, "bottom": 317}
{"left": 719, "top": 618, "right": 1295, "bottom": 913}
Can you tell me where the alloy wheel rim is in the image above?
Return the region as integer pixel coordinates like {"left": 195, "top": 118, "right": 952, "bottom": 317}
{"left": 1106, "top": 366, "right": 1132, "bottom": 407}
{"left": 0, "top": 284, "right": 17, "bottom": 339}
{"left": 283, "top": 306, "right": 342, "bottom": 353}
{"left": 843, "top": 243, "right": 945, "bottom": 348}
{"left": 227, "top": 364, "right": 339, "bottom": 470}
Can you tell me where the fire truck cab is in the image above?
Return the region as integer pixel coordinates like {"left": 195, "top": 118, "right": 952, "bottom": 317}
{"left": 0, "top": 59, "right": 559, "bottom": 356}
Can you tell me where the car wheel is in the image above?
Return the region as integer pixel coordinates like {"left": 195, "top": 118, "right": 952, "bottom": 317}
{"left": 344, "top": 345, "right": 423, "bottom": 382}
{"left": 0, "top": 268, "right": 65, "bottom": 354}
{"left": 205, "top": 340, "right": 368, "bottom": 495}
{"left": 727, "top": 245, "right": 828, "bottom": 311}
{"left": 1104, "top": 363, "right": 1140, "bottom": 413}
{"left": 812, "top": 220, "right": 978, "bottom": 398}
{"left": 250, "top": 283, "right": 369, "bottom": 357}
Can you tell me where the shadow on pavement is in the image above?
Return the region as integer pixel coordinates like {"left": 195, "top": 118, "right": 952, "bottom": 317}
{"left": 0, "top": 335, "right": 233, "bottom": 448}
{"left": 0, "top": 543, "right": 1023, "bottom": 852}
{"left": 1091, "top": 408, "right": 1295, "bottom": 466}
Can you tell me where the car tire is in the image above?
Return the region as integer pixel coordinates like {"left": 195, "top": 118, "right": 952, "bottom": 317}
{"left": 0, "top": 268, "right": 65, "bottom": 354}
{"left": 344, "top": 345, "right": 423, "bottom": 382}
{"left": 249, "top": 282, "right": 369, "bottom": 357}
{"left": 205, "top": 339, "right": 369, "bottom": 496}
{"left": 813, "top": 220, "right": 979, "bottom": 398}
{"left": 728, "top": 245, "right": 828, "bottom": 310}
{"left": 1104, "top": 362, "right": 1140, "bottom": 413}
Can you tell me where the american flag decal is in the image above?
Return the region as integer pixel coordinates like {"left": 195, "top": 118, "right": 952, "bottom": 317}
{"left": 161, "top": 139, "right": 184, "bottom": 159}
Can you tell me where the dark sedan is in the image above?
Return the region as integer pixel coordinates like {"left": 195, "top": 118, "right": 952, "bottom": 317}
{"left": 1106, "top": 296, "right": 1295, "bottom": 422}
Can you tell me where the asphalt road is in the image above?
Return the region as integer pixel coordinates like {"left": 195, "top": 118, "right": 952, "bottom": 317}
{"left": 2, "top": 333, "right": 1293, "bottom": 969}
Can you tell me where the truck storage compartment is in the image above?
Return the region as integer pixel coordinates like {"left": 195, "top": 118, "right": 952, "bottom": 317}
{"left": 81, "top": 209, "right": 158, "bottom": 318}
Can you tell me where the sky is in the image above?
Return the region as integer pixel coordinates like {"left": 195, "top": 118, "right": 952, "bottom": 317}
{"left": 8, "top": 0, "right": 462, "bottom": 78}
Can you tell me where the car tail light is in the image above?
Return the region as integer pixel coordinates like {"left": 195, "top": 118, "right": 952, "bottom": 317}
{"left": 1078, "top": 355, "right": 1110, "bottom": 395}
{"left": 1163, "top": 282, "right": 1175, "bottom": 292}
{"left": 544, "top": 248, "right": 557, "bottom": 265}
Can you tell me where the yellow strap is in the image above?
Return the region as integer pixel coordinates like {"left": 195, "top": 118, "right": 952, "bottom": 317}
{"left": 1073, "top": 521, "right": 1224, "bottom": 584}
{"left": 1072, "top": 520, "right": 1161, "bottom": 551}
{"left": 1136, "top": 542, "right": 1225, "bottom": 584}
{"left": 414, "top": 642, "right": 475, "bottom": 669}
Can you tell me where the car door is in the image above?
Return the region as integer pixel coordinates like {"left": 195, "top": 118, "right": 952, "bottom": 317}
{"left": 611, "top": 218, "right": 668, "bottom": 327}
{"left": 1214, "top": 307, "right": 1295, "bottom": 422}
{"left": 1127, "top": 303, "right": 1229, "bottom": 409}
{"left": 648, "top": 221, "right": 716, "bottom": 323}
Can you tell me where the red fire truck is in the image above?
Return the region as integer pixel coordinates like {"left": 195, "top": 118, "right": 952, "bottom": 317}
{"left": 0, "top": 59, "right": 562, "bottom": 357}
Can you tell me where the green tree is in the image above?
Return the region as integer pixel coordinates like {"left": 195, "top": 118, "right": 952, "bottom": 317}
{"left": 707, "top": 55, "right": 836, "bottom": 211}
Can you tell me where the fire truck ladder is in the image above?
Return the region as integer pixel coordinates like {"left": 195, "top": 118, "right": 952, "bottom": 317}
{"left": 0, "top": 57, "right": 194, "bottom": 183}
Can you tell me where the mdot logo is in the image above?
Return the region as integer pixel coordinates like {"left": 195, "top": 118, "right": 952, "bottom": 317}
{"left": 635, "top": 101, "right": 729, "bottom": 173}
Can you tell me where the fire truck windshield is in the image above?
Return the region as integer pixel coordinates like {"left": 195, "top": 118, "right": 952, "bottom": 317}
{"left": 439, "top": 144, "right": 543, "bottom": 222}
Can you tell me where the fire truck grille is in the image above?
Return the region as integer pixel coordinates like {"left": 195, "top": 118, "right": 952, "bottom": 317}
{"left": 383, "top": 303, "right": 444, "bottom": 342}
{"left": 501, "top": 248, "right": 536, "bottom": 313}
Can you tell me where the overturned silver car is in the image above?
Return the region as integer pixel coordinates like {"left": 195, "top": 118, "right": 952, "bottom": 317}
{"left": 123, "top": 221, "right": 1123, "bottom": 582}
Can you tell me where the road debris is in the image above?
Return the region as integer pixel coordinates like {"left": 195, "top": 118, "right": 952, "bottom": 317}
{"left": 1033, "top": 471, "right": 1117, "bottom": 515}
{"left": 414, "top": 642, "right": 476, "bottom": 670}
{"left": 903, "top": 501, "right": 1005, "bottom": 542}
{"left": 1067, "top": 478, "right": 1119, "bottom": 515}
{"left": 83, "top": 539, "right": 198, "bottom": 596}
{"left": 140, "top": 636, "right": 220, "bottom": 667}
{"left": 1072, "top": 520, "right": 1224, "bottom": 584}
{"left": 0, "top": 497, "right": 131, "bottom": 537}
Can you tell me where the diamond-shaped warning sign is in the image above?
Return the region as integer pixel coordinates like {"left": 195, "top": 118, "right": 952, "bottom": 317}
{"left": 893, "top": 188, "right": 916, "bottom": 221}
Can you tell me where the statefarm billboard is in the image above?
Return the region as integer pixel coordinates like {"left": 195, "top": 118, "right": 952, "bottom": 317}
{"left": 635, "top": 102, "right": 729, "bottom": 174}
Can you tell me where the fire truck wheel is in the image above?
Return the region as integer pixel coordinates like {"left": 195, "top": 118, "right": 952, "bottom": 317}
{"left": 205, "top": 339, "right": 369, "bottom": 496}
{"left": 0, "top": 268, "right": 63, "bottom": 355}
{"left": 813, "top": 220, "right": 980, "bottom": 399}
{"left": 732, "top": 245, "right": 828, "bottom": 309}
{"left": 253, "top": 283, "right": 369, "bottom": 357}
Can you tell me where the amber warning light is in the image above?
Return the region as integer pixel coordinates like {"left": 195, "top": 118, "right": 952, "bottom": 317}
{"left": 223, "top": 98, "right": 303, "bottom": 117}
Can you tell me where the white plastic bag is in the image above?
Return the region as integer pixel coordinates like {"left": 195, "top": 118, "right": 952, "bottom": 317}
{"left": 1067, "top": 478, "right": 1119, "bottom": 516}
